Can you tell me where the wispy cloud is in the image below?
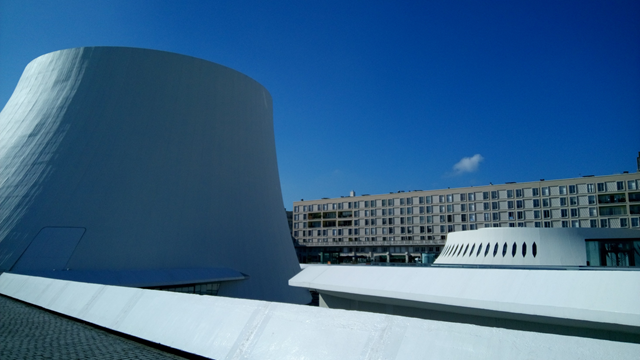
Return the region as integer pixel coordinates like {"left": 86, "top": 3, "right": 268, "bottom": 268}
{"left": 452, "top": 154, "right": 484, "bottom": 175}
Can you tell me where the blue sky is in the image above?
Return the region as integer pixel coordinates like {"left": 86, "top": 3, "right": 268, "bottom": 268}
{"left": 1, "top": 1, "right": 639, "bottom": 209}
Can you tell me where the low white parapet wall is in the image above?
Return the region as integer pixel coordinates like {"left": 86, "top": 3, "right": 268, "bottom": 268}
{"left": 2, "top": 273, "right": 639, "bottom": 359}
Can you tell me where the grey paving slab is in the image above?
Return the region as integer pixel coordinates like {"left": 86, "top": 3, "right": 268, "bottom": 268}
{"left": 0, "top": 295, "right": 192, "bottom": 360}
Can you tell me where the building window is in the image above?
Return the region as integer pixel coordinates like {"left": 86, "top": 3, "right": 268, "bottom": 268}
{"left": 628, "top": 181, "right": 637, "bottom": 190}
{"left": 468, "top": 193, "right": 475, "bottom": 201}
{"left": 447, "top": 194, "right": 453, "bottom": 203}
{"left": 534, "top": 210, "right": 541, "bottom": 219}
{"left": 590, "top": 219, "right": 598, "bottom": 228}
{"left": 484, "top": 202, "right": 490, "bottom": 210}
{"left": 517, "top": 211, "right": 524, "bottom": 220}
{"left": 544, "top": 221, "right": 552, "bottom": 228}
{"left": 469, "top": 203, "right": 476, "bottom": 211}
{"left": 588, "top": 195, "right": 596, "bottom": 205}
{"left": 597, "top": 183, "right": 605, "bottom": 192}
{"left": 570, "top": 197, "right": 577, "bottom": 206}
{"left": 535, "top": 222, "right": 541, "bottom": 228}
{"left": 559, "top": 186, "right": 567, "bottom": 195}
{"left": 461, "top": 203, "right": 467, "bottom": 212}
{"left": 542, "top": 187, "right": 549, "bottom": 196}
{"left": 484, "top": 213, "right": 491, "bottom": 221}
{"left": 491, "top": 191, "right": 498, "bottom": 199}
{"left": 600, "top": 219, "right": 608, "bottom": 228}
{"left": 543, "top": 210, "right": 551, "bottom": 219}
{"left": 507, "top": 190, "right": 514, "bottom": 198}
{"left": 571, "top": 208, "right": 578, "bottom": 217}
{"left": 492, "top": 212, "right": 499, "bottom": 221}
{"left": 560, "top": 197, "right": 567, "bottom": 206}
{"left": 508, "top": 201, "right": 514, "bottom": 209}
{"left": 561, "top": 209, "right": 568, "bottom": 218}
{"left": 587, "top": 184, "right": 595, "bottom": 193}
{"left": 532, "top": 188, "right": 539, "bottom": 196}
{"left": 483, "top": 192, "right": 489, "bottom": 200}
{"left": 516, "top": 200, "right": 523, "bottom": 209}
{"left": 469, "top": 214, "right": 476, "bottom": 222}
{"left": 533, "top": 199, "right": 540, "bottom": 208}
{"left": 508, "top": 212, "right": 515, "bottom": 220}
{"left": 569, "top": 185, "right": 576, "bottom": 194}
{"left": 438, "top": 195, "right": 444, "bottom": 203}
{"left": 460, "top": 193, "right": 467, "bottom": 201}
{"left": 617, "top": 181, "right": 625, "bottom": 191}
{"left": 589, "top": 208, "right": 597, "bottom": 217}
{"left": 516, "top": 189, "right": 523, "bottom": 198}
{"left": 562, "top": 221, "right": 569, "bottom": 228}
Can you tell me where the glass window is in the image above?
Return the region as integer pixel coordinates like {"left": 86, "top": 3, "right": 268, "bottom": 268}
{"left": 492, "top": 202, "right": 498, "bottom": 210}
{"left": 491, "top": 191, "right": 498, "bottom": 199}
{"left": 569, "top": 185, "right": 576, "bottom": 194}
{"left": 570, "top": 197, "right": 577, "bottom": 206}
{"left": 559, "top": 186, "right": 567, "bottom": 195}
{"left": 561, "top": 209, "right": 568, "bottom": 218}
{"left": 617, "top": 181, "right": 625, "bottom": 191}
{"left": 628, "top": 180, "right": 637, "bottom": 190}
{"left": 468, "top": 193, "right": 475, "bottom": 201}
{"left": 484, "top": 213, "right": 490, "bottom": 221}
{"left": 560, "top": 197, "right": 567, "bottom": 206}
{"left": 507, "top": 190, "right": 513, "bottom": 198}
{"left": 587, "top": 184, "right": 595, "bottom": 193}
{"left": 571, "top": 208, "right": 578, "bottom": 217}
{"left": 597, "top": 183, "right": 605, "bottom": 192}
{"left": 483, "top": 192, "right": 489, "bottom": 200}
{"left": 532, "top": 188, "right": 539, "bottom": 196}
{"left": 447, "top": 194, "right": 453, "bottom": 202}
{"left": 533, "top": 199, "right": 540, "bottom": 207}
{"left": 469, "top": 203, "right": 476, "bottom": 211}
{"left": 461, "top": 203, "right": 467, "bottom": 211}
{"left": 534, "top": 210, "right": 541, "bottom": 219}
{"left": 508, "top": 201, "right": 514, "bottom": 209}
{"left": 542, "top": 187, "right": 549, "bottom": 196}
{"left": 588, "top": 195, "right": 596, "bottom": 205}
{"left": 439, "top": 195, "right": 445, "bottom": 203}
{"left": 516, "top": 200, "right": 523, "bottom": 209}
{"left": 516, "top": 189, "right": 523, "bottom": 198}
{"left": 460, "top": 193, "right": 467, "bottom": 201}
{"left": 483, "top": 202, "right": 490, "bottom": 210}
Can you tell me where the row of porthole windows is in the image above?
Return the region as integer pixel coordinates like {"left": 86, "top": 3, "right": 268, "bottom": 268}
{"left": 442, "top": 241, "right": 537, "bottom": 258}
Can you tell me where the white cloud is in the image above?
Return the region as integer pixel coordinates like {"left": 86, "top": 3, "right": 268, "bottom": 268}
{"left": 452, "top": 154, "right": 484, "bottom": 175}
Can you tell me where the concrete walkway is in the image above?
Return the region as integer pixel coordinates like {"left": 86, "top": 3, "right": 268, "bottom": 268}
{"left": 0, "top": 295, "right": 189, "bottom": 360}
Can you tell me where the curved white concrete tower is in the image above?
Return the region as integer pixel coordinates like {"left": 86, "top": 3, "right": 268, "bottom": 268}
{"left": 0, "top": 47, "right": 309, "bottom": 304}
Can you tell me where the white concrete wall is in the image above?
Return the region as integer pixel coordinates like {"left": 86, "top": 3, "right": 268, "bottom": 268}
{"left": 290, "top": 264, "right": 640, "bottom": 331}
{"left": 1, "top": 273, "right": 638, "bottom": 360}
{"left": 0, "top": 47, "right": 308, "bottom": 303}
{"left": 436, "top": 228, "right": 639, "bottom": 266}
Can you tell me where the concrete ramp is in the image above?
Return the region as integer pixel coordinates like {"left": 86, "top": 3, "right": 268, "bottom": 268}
{"left": 1, "top": 272, "right": 638, "bottom": 360}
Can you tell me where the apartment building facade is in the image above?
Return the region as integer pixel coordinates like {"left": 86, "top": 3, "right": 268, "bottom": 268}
{"left": 292, "top": 172, "right": 640, "bottom": 263}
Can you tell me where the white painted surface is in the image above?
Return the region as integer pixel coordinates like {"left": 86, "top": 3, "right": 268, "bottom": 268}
{"left": 436, "top": 228, "right": 640, "bottom": 266}
{"left": 1, "top": 273, "right": 638, "bottom": 360}
{"left": 290, "top": 265, "right": 640, "bottom": 329}
{"left": 0, "top": 47, "right": 308, "bottom": 303}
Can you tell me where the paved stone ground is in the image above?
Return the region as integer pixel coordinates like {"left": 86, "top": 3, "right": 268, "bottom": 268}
{"left": 0, "top": 295, "right": 191, "bottom": 360}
